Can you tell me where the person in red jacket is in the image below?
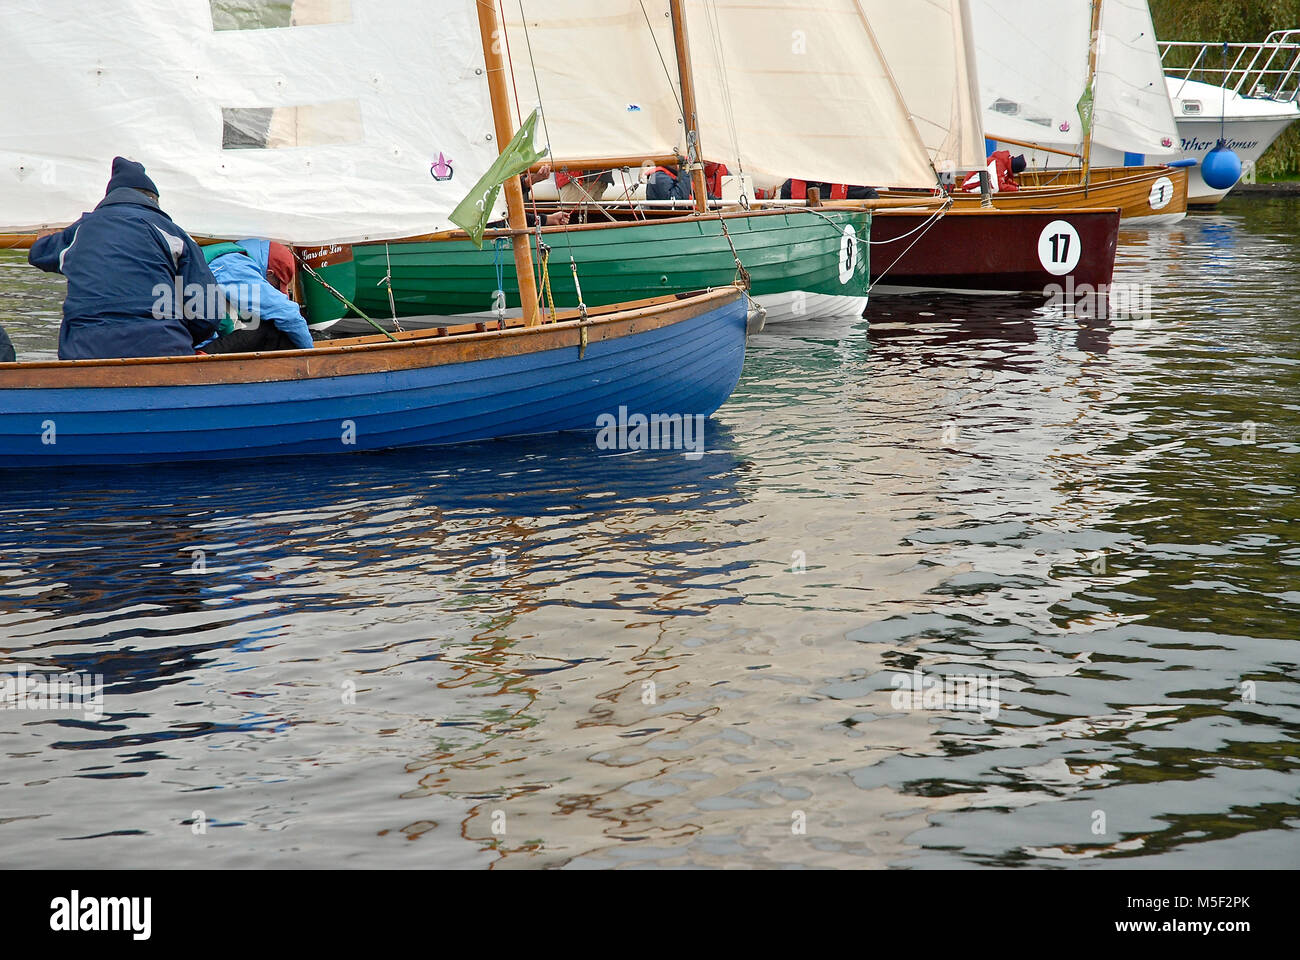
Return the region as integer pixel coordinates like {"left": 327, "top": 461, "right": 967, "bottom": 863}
{"left": 961, "top": 151, "right": 1027, "bottom": 193}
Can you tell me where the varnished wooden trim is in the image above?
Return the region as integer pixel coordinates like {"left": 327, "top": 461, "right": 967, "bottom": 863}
{"left": 986, "top": 135, "right": 1083, "bottom": 159}
{"left": 0, "top": 288, "right": 744, "bottom": 389}
{"left": 960, "top": 166, "right": 1189, "bottom": 218}
{"left": 874, "top": 166, "right": 1188, "bottom": 220}
{"left": 874, "top": 206, "right": 1121, "bottom": 220}
{"left": 529, "top": 154, "right": 683, "bottom": 174}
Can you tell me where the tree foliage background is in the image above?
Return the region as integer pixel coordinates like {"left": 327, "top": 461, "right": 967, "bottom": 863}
{"left": 1150, "top": 0, "right": 1300, "bottom": 176}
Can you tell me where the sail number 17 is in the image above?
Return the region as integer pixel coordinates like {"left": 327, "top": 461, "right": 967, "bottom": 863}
{"left": 1037, "top": 221, "right": 1083, "bottom": 276}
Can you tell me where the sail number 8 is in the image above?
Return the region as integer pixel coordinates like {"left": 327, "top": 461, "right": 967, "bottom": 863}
{"left": 1037, "top": 221, "right": 1082, "bottom": 276}
{"left": 838, "top": 225, "right": 859, "bottom": 285}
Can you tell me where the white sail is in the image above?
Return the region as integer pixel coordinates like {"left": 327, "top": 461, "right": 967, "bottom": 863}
{"left": 970, "top": 0, "right": 1177, "bottom": 158}
{"left": 857, "top": 0, "right": 988, "bottom": 171}
{"left": 968, "top": 0, "right": 1094, "bottom": 148}
{"left": 499, "top": 3, "right": 685, "bottom": 166}
{"left": 503, "top": 0, "right": 936, "bottom": 189}
{"left": 1093, "top": 0, "right": 1179, "bottom": 156}
{"left": 0, "top": 0, "right": 502, "bottom": 244}
{"left": 686, "top": 0, "right": 937, "bottom": 187}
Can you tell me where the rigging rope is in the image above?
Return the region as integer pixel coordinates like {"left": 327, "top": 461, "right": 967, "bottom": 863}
{"left": 569, "top": 255, "right": 588, "bottom": 323}
{"left": 865, "top": 201, "right": 951, "bottom": 246}
{"left": 297, "top": 256, "right": 398, "bottom": 342}
{"left": 700, "top": 0, "right": 747, "bottom": 204}
{"left": 499, "top": 0, "right": 544, "bottom": 242}
{"left": 539, "top": 242, "right": 558, "bottom": 322}
{"left": 640, "top": 0, "right": 688, "bottom": 125}
{"left": 492, "top": 236, "right": 509, "bottom": 326}
{"left": 865, "top": 201, "right": 953, "bottom": 294}
{"left": 715, "top": 214, "right": 750, "bottom": 290}
{"left": 377, "top": 242, "right": 404, "bottom": 332}
{"left": 614, "top": 167, "right": 648, "bottom": 218}
{"left": 564, "top": 170, "right": 620, "bottom": 224}
{"left": 1220, "top": 41, "right": 1229, "bottom": 143}
{"left": 513, "top": 0, "right": 591, "bottom": 318}
{"left": 624, "top": 3, "right": 754, "bottom": 289}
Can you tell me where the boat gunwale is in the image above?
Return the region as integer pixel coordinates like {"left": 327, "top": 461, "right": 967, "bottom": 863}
{"left": 868, "top": 205, "right": 1122, "bottom": 219}
{"left": 364, "top": 204, "right": 875, "bottom": 245}
{"left": 876, "top": 164, "right": 1189, "bottom": 205}
{"left": 0, "top": 287, "right": 745, "bottom": 388}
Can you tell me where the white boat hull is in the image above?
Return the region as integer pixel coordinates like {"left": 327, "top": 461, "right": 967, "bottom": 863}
{"left": 1161, "top": 77, "right": 1300, "bottom": 205}
{"left": 1173, "top": 116, "right": 1298, "bottom": 203}
{"left": 752, "top": 291, "right": 867, "bottom": 324}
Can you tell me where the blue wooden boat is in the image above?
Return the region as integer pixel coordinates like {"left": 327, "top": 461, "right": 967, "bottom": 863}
{"left": 0, "top": 288, "right": 749, "bottom": 468}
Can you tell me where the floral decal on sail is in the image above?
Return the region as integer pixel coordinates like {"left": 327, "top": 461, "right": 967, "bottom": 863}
{"left": 430, "top": 153, "right": 454, "bottom": 182}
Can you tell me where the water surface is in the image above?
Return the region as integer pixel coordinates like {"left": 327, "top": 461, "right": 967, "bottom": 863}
{"left": 1, "top": 199, "right": 1297, "bottom": 868}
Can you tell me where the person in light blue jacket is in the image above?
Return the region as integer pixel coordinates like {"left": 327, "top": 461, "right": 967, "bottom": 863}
{"left": 200, "top": 238, "right": 314, "bottom": 353}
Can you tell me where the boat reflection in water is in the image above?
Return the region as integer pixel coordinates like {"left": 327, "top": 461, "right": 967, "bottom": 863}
{"left": 0, "top": 428, "right": 779, "bottom": 867}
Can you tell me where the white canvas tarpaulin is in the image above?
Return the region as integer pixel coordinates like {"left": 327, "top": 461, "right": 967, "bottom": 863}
{"left": 0, "top": 0, "right": 503, "bottom": 244}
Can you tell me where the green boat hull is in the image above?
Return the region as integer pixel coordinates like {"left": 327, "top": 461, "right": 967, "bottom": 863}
{"left": 351, "top": 208, "right": 870, "bottom": 318}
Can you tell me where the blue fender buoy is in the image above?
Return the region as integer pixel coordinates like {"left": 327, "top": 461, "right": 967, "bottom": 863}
{"left": 1202, "top": 140, "right": 1243, "bottom": 190}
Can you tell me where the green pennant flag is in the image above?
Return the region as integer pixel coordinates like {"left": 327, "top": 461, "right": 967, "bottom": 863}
{"left": 1076, "top": 85, "right": 1095, "bottom": 139}
{"left": 450, "top": 107, "right": 548, "bottom": 248}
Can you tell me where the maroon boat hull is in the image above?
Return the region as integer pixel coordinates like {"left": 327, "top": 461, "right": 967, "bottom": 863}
{"left": 869, "top": 206, "right": 1121, "bottom": 294}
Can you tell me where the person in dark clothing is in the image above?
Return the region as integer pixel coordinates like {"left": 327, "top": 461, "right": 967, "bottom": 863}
{"left": 645, "top": 162, "right": 727, "bottom": 202}
{"left": 28, "top": 157, "right": 224, "bottom": 360}
{"left": 0, "top": 325, "right": 14, "bottom": 363}
{"left": 778, "top": 179, "right": 879, "bottom": 200}
{"left": 646, "top": 165, "right": 693, "bottom": 201}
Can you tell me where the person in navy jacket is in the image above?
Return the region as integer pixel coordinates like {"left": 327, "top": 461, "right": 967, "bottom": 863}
{"left": 28, "top": 157, "right": 224, "bottom": 360}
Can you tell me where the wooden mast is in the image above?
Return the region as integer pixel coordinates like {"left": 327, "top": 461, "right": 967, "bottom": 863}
{"left": 476, "top": 0, "right": 541, "bottom": 326}
{"left": 668, "top": 0, "right": 710, "bottom": 213}
{"left": 1081, "top": 0, "right": 1103, "bottom": 190}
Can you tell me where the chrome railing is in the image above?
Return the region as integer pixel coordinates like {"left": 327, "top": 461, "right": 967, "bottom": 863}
{"left": 1160, "top": 35, "right": 1300, "bottom": 103}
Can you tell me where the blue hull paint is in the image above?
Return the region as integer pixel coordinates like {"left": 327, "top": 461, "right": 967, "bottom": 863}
{"left": 0, "top": 296, "right": 748, "bottom": 467}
